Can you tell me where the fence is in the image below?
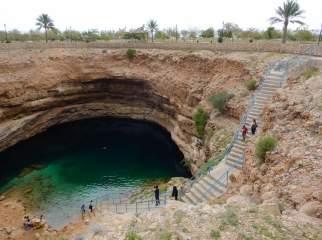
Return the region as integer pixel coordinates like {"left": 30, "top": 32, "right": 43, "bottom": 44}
{"left": 0, "top": 41, "right": 322, "bottom": 56}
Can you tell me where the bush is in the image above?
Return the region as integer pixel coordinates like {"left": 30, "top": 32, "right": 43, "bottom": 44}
{"left": 125, "top": 231, "right": 142, "bottom": 240}
{"left": 208, "top": 91, "right": 234, "bottom": 113}
{"left": 217, "top": 37, "right": 223, "bottom": 43}
{"left": 210, "top": 230, "right": 221, "bottom": 240}
{"left": 255, "top": 135, "right": 278, "bottom": 163}
{"left": 126, "top": 48, "right": 136, "bottom": 60}
{"left": 302, "top": 67, "right": 319, "bottom": 80}
{"left": 193, "top": 108, "right": 209, "bottom": 138}
{"left": 245, "top": 79, "right": 257, "bottom": 91}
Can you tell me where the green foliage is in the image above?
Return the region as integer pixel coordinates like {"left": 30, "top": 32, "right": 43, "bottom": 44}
{"left": 217, "top": 37, "right": 223, "bottom": 43}
{"left": 265, "top": 27, "right": 282, "bottom": 39}
{"left": 193, "top": 108, "right": 209, "bottom": 138}
{"left": 302, "top": 67, "right": 319, "bottom": 80}
{"left": 209, "top": 91, "right": 234, "bottom": 113}
{"left": 159, "top": 231, "right": 172, "bottom": 240}
{"left": 210, "top": 230, "right": 221, "bottom": 240}
{"left": 123, "top": 32, "right": 146, "bottom": 40}
{"left": 245, "top": 79, "right": 257, "bottom": 91}
{"left": 221, "top": 207, "right": 239, "bottom": 227}
{"left": 125, "top": 231, "right": 143, "bottom": 240}
{"left": 255, "top": 135, "right": 278, "bottom": 163}
{"left": 199, "top": 152, "right": 225, "bottom": 175}
{"left": 126, "top": 48, "right": 137, "bottom": 60}
{"left": 155, "top": 31, "right": 170, "bottom": 40}
{"left": 201, "top": 28, "right": 214, "bottom": 38}
{"left": 294, "top": 29, "right": 314, "bottom": 41}
{"left": 270, "top": 0, "right": 305, "bottom": 43}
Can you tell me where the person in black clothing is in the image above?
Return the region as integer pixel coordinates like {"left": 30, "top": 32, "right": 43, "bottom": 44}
{"left": 251, "top": 119, "right": 258, "bottom": 135}
{"left": 154, "top": 186, "right": 160, "bottom": 206}
{"left": 172, "top": 186, "right": 178, "bottom": 200}
{"left": 89, "top": 200, "right": 94, "bottom": 213}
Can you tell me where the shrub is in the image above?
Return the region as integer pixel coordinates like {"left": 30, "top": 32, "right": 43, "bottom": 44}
{"left": 126, "top": 48, "right": 136, "bottom": 60}
{"left": 217, "top": 37, "right": 223, "bottom": 43}
{"left": 255, "top": 135, "right": 278, "bottom": 163}
{"left": 302, "top": 67, "right": 319, "bottom": 80}
{"left": 193, "top": 108, "right": 209, "bottom": 138}
{"left": 125, "top": 231, "right": 143, "bottom": 240}
{"left": 245, "top": 79, "right": 257, "bottom": 91}
{"left": 210, "top": 230, "right": 221, "bottom": 240}
{"left": 209, "top": 91, "right": 234, "bottom": 113}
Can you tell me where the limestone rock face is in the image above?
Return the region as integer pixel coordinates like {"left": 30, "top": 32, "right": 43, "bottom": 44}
{"left": 0, "top": 48, "right": 254, "bottom": 171}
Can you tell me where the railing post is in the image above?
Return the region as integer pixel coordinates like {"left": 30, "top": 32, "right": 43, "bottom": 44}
{"left": 136, "top": 202, "right": 138, "bottom": 214}
{"left": 226, "top": 171, "right": 229, "bottom": 186}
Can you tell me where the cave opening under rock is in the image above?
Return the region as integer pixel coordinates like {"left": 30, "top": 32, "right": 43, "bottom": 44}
{"left": 0, "top": 117, "right": 190, "bottom": 228}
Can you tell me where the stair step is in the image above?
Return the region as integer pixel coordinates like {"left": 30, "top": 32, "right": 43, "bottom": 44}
{"left": 226, "top": 155, "right": 244, "bottom": 165}
{"left": 185, "top": 193, "right": 198, "bottom": 204}
{"left": 231, "top": 147, "right": 244, "bottom": 154}
{"left": 229, "top": 151, "right": 243, "bottom": 159}
{"left": 226, "top": 160, "right": 243, "bottom": 169}
{"left": 207, "top": 173, "right": 228, "bottom": 189}
{"left": 204, "top": 174, "right": 225, "bottom": 193}
{"left": 189, "top": 186, "right": 206, "bottom": 202}
{"left": 192, "top": 182, "right": 211, "bottom": 200}
{"left": 198, "top": 179, "right": 222, "bottom": 197}
{"left": 188, "top": 190, "right": 203, "bottom": 203}
{"left": 181, "top": 195, "right": 194, "bottom": 204}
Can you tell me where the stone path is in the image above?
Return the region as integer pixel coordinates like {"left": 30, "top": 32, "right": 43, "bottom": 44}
{"left": 182, "top": 56, "right": 312, "bottom": 204}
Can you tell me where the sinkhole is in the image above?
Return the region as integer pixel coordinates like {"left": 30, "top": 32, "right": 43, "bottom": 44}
{"left": 0, "top": 117, "right": 190, "bottom": 228}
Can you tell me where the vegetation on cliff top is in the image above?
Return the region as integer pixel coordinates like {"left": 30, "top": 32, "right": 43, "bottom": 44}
{"left": 209, "top": 91, "right": 234, "bottom": 114}
{"left": 256, "top": 135, "right": 278, "bottom": 163}
{"left": 193, "top": 107, "right": 209, "bottom": 138}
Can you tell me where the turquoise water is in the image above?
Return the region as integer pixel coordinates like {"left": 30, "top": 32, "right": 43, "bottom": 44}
{"left": 0, "top": 118, "right": 189, "bottom": 228}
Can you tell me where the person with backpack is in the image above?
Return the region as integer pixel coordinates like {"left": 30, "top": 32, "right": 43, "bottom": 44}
{"left": 81, "top": 204, "right": 86, "bottom": 217}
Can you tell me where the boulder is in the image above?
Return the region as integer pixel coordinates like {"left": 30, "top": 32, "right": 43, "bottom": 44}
{"left": 299, "top": 201, "right": 322, "bottom": 219}
{"left": 239, "top": 185, "right": 253, "bottom": 196}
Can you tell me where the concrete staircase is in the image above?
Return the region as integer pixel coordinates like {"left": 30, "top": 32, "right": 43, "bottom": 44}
{"left": 182, "top": 59, "right": 291, "bottom": 204}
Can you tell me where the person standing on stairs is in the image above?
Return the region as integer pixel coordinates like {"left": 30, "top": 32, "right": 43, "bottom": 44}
{"left": 242, "top": 125, "right": 248, "bottom": 141}
{"left": 251, "top": 119, "right": 258, "bottom": 135}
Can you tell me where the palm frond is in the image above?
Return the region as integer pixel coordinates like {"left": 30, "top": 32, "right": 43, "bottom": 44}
{"left": 269, "top": 17, "right": 283, "bottom": 24}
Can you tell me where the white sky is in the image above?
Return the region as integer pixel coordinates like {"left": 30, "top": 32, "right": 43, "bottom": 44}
{"left": 1, "top": 0, "right": 321, "bottom": 32}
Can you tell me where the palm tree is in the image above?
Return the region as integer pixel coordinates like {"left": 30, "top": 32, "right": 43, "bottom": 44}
{"left": 36, "top": 14, "right": 55, "bottom": 43}
{"left": 270, "top": 0, "right": 305, "bottom": 43}
{"left": 147, "top": 19, "right": 158, "bottom": 42}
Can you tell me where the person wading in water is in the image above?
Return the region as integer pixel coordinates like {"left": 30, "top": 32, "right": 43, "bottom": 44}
{"left": 251, "top": 119, "right": 258, "bottom": 135}
{"left": 154, "top": 186, "right": 160, "bottom": 206}
{"left": 242, "top": 125, "right": 248, "bottom": 141}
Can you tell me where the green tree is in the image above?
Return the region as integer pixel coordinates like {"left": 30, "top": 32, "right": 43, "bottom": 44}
{"left": 147, "top": 19, "right": 158, "bottom": 42}
{"left": 201, "top": 28, "right": 214, "bottom": 38}
{"left": 294, "top": 28, "right": 314, "bottom": 41}
{"left": 269, "top": 0, "right": 305, "bottom": 43}
{"left": 155, "top": 31, "right": 169, "bottom": 40}
{"left": 264, "top": 27, "right": 281, "bottom": 39}
{"left": 36, "top": 14, "right": 55, "bottom": 43}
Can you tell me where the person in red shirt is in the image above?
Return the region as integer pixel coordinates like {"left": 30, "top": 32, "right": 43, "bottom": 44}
{"left": 242, "top": 125, "right": 248, "bottom": 141}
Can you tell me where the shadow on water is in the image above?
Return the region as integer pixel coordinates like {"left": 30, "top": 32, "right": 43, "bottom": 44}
{"left": 0, "top": 117, "right": 191, "bottom": 228}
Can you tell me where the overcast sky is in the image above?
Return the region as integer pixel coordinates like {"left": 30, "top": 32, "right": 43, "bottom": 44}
{"left": 1, "top": 0, "right": 321, "bottom": 32}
